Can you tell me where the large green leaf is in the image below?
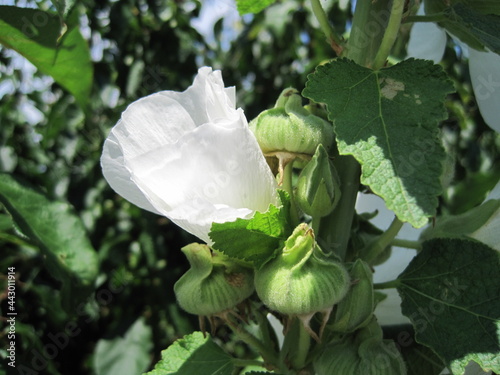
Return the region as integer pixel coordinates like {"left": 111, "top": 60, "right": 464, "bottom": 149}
{"left": 144, "top": 332, "right": 233, "bottom": 375}
{"left": 94, "top": 318, "right": 153, "bottom": 375}
{"left": 0, "top": 174, "right": 98, "bottom": 310}
{"left": 303, "top": 58, "right": 454, "bottom": 228}
{"left": 397, "top": 238, "right": 500, "bottom": 374}
{"left": 209, "top": 191, "right": 291, "bottom": 269}
{"left": 0, "top": 6, "right": 92, "bottom": 109}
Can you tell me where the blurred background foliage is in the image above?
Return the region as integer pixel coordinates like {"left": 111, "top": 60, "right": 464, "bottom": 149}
{"left": 0, "top": 0, "right": 498, "bottom": 374}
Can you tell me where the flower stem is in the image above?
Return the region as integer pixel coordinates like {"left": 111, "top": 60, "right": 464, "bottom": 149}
{"left": 364, "top": 216, "right": 404, "bottom": 264}
{"left": 391, "top": 238, "right": 422, "bottom": 250}
{"left": 310, "top": 0, "right": 343, "bottom": 55}
{"left": 373, "top": 0, "right": 405, "bottom": 70}
{"left": 374, "top": 279, "right": 401, "bottom": 289}
{"left": 290, "top": 321, "right": 311, "bottom": 370}
{"left": 282, "top": 161, "right": 300, "bottom": 227}
{"left": 281, "top": 319, "right": 311, "bottom": 372}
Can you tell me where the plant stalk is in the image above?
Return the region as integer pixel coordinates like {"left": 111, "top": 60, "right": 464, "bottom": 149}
{"left": 364, "top": 216, "right": 404, "bottom": 264}
{"left": 391, "top": 238, "right": 422, "bottom": 250}
{"left": 310, "top": 0, "right": 343, "bottom": 55}
{"left": 373, "top": 0, "right": 405, "bottom": 70}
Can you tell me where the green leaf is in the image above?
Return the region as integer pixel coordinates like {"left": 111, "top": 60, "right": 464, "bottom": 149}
{"left": 383, "top": 324, "right": 445, "bottom": 375}
{"left": 445, "top": 3, "right": 500, "bottom": 54}
{"left": 426, "top": 0, "right": 500, "bottom": 52}
{"left": 0, "top": 6, "right": 93, "bottom": 109}
{"left": 236, "top": 0, "right": 277, "bottom": 14}
{"left": 209, "top": 191, "right": 291, "bottom": 269}
{"left": 397, "top": 238, "right": 500, "bottom": 374}
{"left": 303, "top": 58, "right": 454, "bottom": 228}
{"left": 144, "top": 332, "right": 233, "bottom": 375}
{"left": 0, "top": 174, "right": 98, "bottom": 310}
{"left": 457, "top": 0, "right": 500, "bottom": 15}
{"left": 94, "top": 318, "right": 153, "bottom": 375}
{"left": 421, "top": 199, "right": 500, "bottom": 246}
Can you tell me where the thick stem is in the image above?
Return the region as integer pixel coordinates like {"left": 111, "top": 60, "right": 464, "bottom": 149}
{"left": 318, "top": 155, "right": 360, "bottom": 261}
{"left": 364, "top": 216, "right": 404, "bottom": 264}
{"left": 289, "top": 321, "right": 311, "bottom": 370}
{"left": 373, "top": 0, "right": 405, "bottom": 70}
{"left": 310, "top": 0, "right": 343, "bottom": 55}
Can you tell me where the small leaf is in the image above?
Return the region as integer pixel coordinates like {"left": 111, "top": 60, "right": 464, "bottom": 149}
{"left": 144, "top": 332, "right": 233, "bottom": 375}
{"left": 236, "top": 0, "right": 277, "bottom": 14}
{"left": 0, "top": 6, "right": 93, "bottom": 109}
{"left": 0, "top": 173, "right": 98, "bottom": 310}
{"left": 303, "top": 58, "right": 454, "bottom": 228}
{"left": 94, "top": 318, "right": 153, "bottom": 375}
{"left": 397, "top": 238, "right": 500, "bottom": 374}
{"left": 209, "top": 191, "right": 291, "bottom": 269}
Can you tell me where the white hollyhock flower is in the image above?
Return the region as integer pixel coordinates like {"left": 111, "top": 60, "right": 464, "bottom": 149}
{"left": 407, "top": 4, "right": 500, "bottom": 132}
{"left": 101, "top": 67, "right": 279, "bottom": 244}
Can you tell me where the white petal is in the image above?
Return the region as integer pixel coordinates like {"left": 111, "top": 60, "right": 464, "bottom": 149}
{"left": 128, "top": 112, "right": 278, "bottom": 243}
{"left": 101, "top": 67, "right": 239, "bottom": 214}
{"left": 101, "top": 133, "right": 160, "bottom": 214}
{"left": 407, "top": 4, "right": 447, "bottom": 63}
{"left": 101, "top": 67, "right": 278, "bottom": 243}
{"left": 469, "top": 49, "right": 500, "bottom": 132}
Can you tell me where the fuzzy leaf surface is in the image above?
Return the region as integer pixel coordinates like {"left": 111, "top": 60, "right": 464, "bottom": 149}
{"left": 303, "top": 58, "right": 454, "bottom": 227}
{"left": 209, "top": 191, "right": 291, "bottom": 269}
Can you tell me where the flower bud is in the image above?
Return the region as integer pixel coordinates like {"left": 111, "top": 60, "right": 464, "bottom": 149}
{"left": 249, "top": 88, "right": 334, "bottom": 156}
{"left": 255, "top": 224, "right": 350, "bottom": 337}
{"left": 174, "top": 243, "right": 254, "bottom": 316}
{"left": 314, "top": 318, "right": 407, "bottom": 375}
{"left": 296, "top": 144, "right": 341, "bottom": 217}
{"left": 330, "top": 259, "right": 375, "bottom": 333}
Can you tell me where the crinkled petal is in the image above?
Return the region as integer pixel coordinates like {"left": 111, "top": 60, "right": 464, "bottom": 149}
{"left": 407, "top": 5, "right": 447, "bottom": 63}
{"left": 101, "top": 67, "right": 278, "bottom": 243}
{"left": 127, "top": 111, "right": 279, "bottom": 243}
{"left": 101, "top": 67, "right": 241, "bottom": 215}
{"left": 101, "top": 132, "right": 160, "bottom": 214}
{"left": 469, "top": 49, "right": 500, "bottom": 132}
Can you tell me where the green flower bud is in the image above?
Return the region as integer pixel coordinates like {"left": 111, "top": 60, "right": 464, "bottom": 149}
{"left": 255, "top": 224, "right": 350, "bottom": 339}
{"left": 296, "top": 144, "right": 341, "bottom": 217}
{"left": 174, "top": 243, "right": 254, "bottom": 317}
{"left": 330, "top": 259, "right": 375, "bottom": 333}
{"left": 249, "top": 88, "right": 334, "bottom": 156}
{"left": 314, "top": 318, "right": 407, "bottom": 375}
